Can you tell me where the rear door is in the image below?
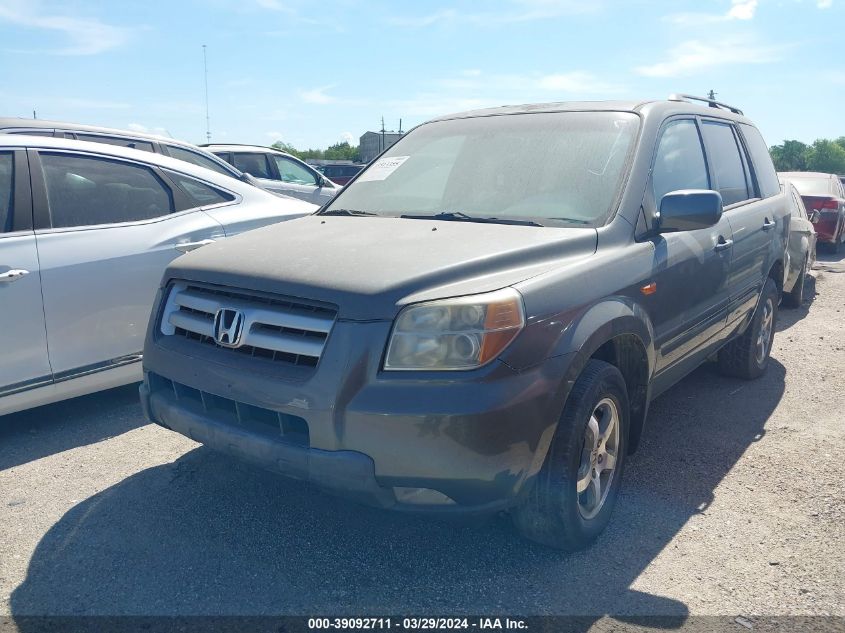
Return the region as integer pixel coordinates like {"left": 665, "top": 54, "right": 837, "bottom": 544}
{"left": 647, "top": 118, "right": 734, "bottom": 379}
{"left": 0, "top": 149, "right": 52, "bottom": 396}
{"left": 700, "top": 120, "right": 781, "bottom": 329}
{"left": 30, "top": 149, "right": 226, "bottom": 378}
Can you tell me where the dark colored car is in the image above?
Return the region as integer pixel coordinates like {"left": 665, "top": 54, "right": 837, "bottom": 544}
{"left": 140, "top": 95, "right": 789, "bottom": 550}
{"left": 780, "top": 171, "right": 845, "bottom": 252}
{"left": 320, "top": 163, "right": 365, "bottom": 185}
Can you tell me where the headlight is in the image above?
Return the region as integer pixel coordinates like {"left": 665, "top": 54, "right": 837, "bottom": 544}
{"left": 384, "top": 288, "right": 525, "bottom": 371}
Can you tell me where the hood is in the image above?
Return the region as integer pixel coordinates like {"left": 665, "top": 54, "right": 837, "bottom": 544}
{"left": 165, "top": 215, "right": 598, "bottom": 320}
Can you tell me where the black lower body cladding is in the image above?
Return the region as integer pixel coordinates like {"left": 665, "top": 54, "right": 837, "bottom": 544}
{"left": 141, "top": 318, "right": 575, "bottom": 515}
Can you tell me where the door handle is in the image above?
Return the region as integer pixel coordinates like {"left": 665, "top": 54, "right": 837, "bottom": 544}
{"left": 762, "top": 219, "right": 776, "bottom": 230}
{"left": 0, "top": 269, "right": 30, "bottom": 283}
{"left": 713, "top": 238, "right": 733, "bottom": 252}
{"left": 174, "top": 239, "right": 215, "bottom": 253}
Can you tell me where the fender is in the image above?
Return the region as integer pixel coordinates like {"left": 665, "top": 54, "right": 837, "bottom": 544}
{"left": 503, "top": 296, "right": 657, "bottom": 455}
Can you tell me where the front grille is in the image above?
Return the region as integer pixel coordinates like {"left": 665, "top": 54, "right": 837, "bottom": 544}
{"left": 148, "top": 372, "right": 309, "bottom": 446}
{"left": 159, "top": 283, "right": 336, "bottom": 368}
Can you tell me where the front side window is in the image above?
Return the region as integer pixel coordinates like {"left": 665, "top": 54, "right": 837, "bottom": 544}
{"left": 232, "top": 153, "right": 272, "bottom": 179}
{"left": 322, "top": 111, "right": 640, "bottom": 227}
{"left": 41, "top": 153, "right": 173, "bottom": 228}
{"left": 701, "top": 121, "right": 751, "bottom": 206}
{"left": 166, "top": 145, "right": 234, "bottom": 178}
{"left": 76, "top": 134, "right": 155, "bottom": 153}
{"left": 652, "top": 119, "right": 709, "bottom": 205}
{"left": 272, "top": 155, "right": 317, "bottom": 186}
{"left": 0, "top": 153, "right": 12, "bottom": 232}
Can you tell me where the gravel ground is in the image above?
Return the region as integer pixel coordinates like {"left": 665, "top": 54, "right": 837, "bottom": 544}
{"left": 0, "top": 251, "right": 843, "bottom": 620}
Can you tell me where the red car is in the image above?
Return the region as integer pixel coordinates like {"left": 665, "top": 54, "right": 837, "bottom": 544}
{"left": 320, "top": 163, "right": 365, "bottom": 186}
{"left": 780, "top": 171, "right": 845, "bottom": 253}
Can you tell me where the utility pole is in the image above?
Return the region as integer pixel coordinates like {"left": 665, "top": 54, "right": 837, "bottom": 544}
{"left": 32, "top": 109, "right": 36, "bottom": 120}
{"left": 380, "top": 116, "right": 385, "bottom": 153}
{"left": 202, "top": 44, "right": 211, "bottom": 143}
{"left": 398, "top": 118, "right": 402, "bottom": 134}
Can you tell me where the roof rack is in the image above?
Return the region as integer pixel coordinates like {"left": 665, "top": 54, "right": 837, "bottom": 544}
{"left": 668, "top": 93, "right": 744, "bottom": 115}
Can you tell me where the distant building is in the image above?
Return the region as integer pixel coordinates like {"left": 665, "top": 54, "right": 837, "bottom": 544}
{"left": 359, "top": 131, "right": 402, "bottom": 163}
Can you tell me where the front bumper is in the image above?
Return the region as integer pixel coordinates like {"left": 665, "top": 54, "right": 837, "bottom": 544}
{"left": 141, "top": 318, "right": 573, "bottom": 515}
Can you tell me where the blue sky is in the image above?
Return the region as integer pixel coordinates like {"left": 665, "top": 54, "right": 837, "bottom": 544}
{"left": 0, "top": 0, "right": 842, "bottom": 149}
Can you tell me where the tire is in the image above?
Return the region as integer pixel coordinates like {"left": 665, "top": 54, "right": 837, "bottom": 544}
{"left": 782, "top": 256, "right": 807, "bottom": 309}
{"left": 718, "top": 277, "right": 778, "bottom": 379}
{"left": 512, "top": 359, "right": 629, "bottom": 551}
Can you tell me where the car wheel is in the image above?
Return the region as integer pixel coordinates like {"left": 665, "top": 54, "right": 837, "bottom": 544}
{"left": 718, "top": 277, "right": 778, "bottom": 379}
{"left": 783, "top": 256, "right": 808, "bottom": 309}
{"left": 512, "top": 359, "right": 628, "bottom": 551}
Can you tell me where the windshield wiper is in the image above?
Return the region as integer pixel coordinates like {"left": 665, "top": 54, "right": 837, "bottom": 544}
{"left": 400, "top": 211, "right": 544, "bottom": 227}
{"left": 317, "top": 208, "right": 378, "bottom": 217}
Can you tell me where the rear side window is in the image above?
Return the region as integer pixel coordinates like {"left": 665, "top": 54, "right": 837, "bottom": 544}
{"left": 5, "top": 129, "right": 54, "bottom": 137}
{"left": 701, "top": 121, "right": 750, "bottom": 206}
{"left": 76, "top": 134, "right": 155, "bottom": 153}
{"left": 232, "top": 153, "right": 273, "bottom": 179}
{"left": 652, "top": 119, "right": 709, "bottom": 204}
{"left": 41, "top": 153, "right": 173, "bottom": 228}
{"left": 165, "top": 145, "right": 235, "bottom": 178}
{"left": 167, "top": 172, "right": 235, "bottom": 207}
{"left": 739, "top": 124, "right": 780, "bottom": 199}
{"left": 790, "top": 189, "right": 808, "bottom": 220}
{"left": 0, "top": 153, "right": 12, "bottom": 232}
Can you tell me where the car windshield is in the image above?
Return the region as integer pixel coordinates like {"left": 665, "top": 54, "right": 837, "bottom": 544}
{"left": 321, "top": 111, "right": 640, "bottom": 227}
{"left": 790, "top": 176, "right": 837, "bottom": 197}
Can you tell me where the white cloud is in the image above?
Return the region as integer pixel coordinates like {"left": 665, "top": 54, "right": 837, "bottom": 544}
{"left": 388, "top": 0, "right": 599, "bottom": 27}
{"left": 340, "top": 131, "right": 354, "bottom": 145}
{"left": 299, "top": 86, "right": 336, "bottom": 104}
{"left": 635, "top": 39, "right": 782, "bottom": 78}
{"left": 126, "top": 122, "right": 171, "bottom": 136}
{"left": 666, "top": 0, "right": 759, "bottom": 25}
{"left": 817, "top": 0, "right": 832, "bottom": 7}
{"left": 0, "top": 0, "right": 131, "bottom": 55}
{"left": 727, "top": 0, "right": 758, "bottom": 20}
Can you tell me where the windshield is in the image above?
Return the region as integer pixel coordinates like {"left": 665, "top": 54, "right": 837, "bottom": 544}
{"left": 790, "top": 176, "right": 837, "bottom": 197}
{"left": 321, "top": 111, "right": 640, "bottom": 226}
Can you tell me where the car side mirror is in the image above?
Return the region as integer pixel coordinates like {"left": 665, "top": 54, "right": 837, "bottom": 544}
{"left": 319, "top": 176, "right": 334, "bottom": 188}
{"left": 658, "top": 189, "right": 723, "bottom": 232}
{"left": 239, "top": 172, "right": 259, "bottom": 186}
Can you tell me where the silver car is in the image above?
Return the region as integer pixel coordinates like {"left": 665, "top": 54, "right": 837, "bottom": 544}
{"left": 203, "top": 144, "right": 339, "bottom": 204}
{"left": 0, "top": 135, "right": 315, "bottom": 415}
{"left": 779, "top": 177, "right": 818, "bottom": 308}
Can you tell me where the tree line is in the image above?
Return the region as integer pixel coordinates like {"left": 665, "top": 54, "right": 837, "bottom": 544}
{"left": 769, "top": 137, "right": 845, "bottom": 174}
{"left": 271, "top": 140, "right": 360, "bottom": 163}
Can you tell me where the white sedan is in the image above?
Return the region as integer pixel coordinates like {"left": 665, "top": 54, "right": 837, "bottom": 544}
{"left": 0, "top": 135, "right": 315, "bottom": 415}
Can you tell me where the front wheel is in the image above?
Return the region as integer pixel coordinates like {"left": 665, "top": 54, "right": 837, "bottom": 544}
{"left": 512, "top": 359, "right": 628, "bottom": 551}
{"left": 718, "top": 277, "right": 778, "bottom": 379}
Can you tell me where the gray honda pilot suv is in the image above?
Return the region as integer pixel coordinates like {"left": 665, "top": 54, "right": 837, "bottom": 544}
{"left": 140, "top": 95, "right": 789, "bottom": 550}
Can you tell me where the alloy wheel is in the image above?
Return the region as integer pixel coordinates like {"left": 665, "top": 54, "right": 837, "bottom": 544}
{"left": 577, "top": 397, "right": 620, "bottom": 519}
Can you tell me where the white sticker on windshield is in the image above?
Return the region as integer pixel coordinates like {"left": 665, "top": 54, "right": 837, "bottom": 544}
{"left": 356, "top": 156, "right": 409, "bottom": 182}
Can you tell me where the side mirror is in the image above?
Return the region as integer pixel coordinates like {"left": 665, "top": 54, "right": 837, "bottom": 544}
{"left": 319, "top": 176, "right": 334, "bottom": 188}
{"left": 659, "top": 189, "right": 723, "bottom": 232}
{"left": 239, "top": 172, "right": 259, "bottom": 186}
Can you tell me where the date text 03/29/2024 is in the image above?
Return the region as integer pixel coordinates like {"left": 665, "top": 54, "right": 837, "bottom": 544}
{"left": 307, "top": 618, "right": 528, "bottom": 630}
